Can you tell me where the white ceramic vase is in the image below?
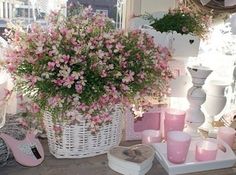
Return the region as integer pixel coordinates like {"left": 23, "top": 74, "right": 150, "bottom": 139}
{"left": 201, "top": 80, "right": 231, "bottom": 132}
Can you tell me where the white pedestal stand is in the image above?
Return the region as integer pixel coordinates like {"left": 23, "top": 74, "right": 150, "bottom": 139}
{"left": 184, "top": 65, "right": 213, "bottom": 137}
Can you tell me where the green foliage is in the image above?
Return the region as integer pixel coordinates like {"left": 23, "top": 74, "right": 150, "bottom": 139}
{"left": 144, "top": 4, "right": 212, "bottom": 39}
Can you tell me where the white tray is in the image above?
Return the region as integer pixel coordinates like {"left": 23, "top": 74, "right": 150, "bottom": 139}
{"left": 153, "top": 139, "right": 236, "bottom": 175}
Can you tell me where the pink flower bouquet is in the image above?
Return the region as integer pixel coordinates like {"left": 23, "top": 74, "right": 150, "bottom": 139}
{"left": 5, "top": 7, "right": 173, "bottom": 133}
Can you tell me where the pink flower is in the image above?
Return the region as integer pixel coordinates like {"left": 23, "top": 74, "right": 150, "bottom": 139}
{"left": 60, "top": 27, "right": 69, "bottom": 36}
{"left": 75, "top": 83, "right": 83, "bottom": 93}
{"left": 7, "top": 64, "right": 16, "bottom": 72}
{"left": 86, "top": 27, "right": 93, "bottom": 33}
{"left": 138, "top": 72, "right": 145, "bottom": 79}
{"left": 53, "top": 124, "right": 62, "bottom": 134}
{"left": 121, "top": 61, "right": 127, "bottom": 68}
{"left": 159, "top": 60, "right": 168, "bottom": 69}
{"left": 26, "top": 75, "right": 38, "bottom": 87}
{"left": 63, "top": 76, "right": 75, "bottom": 88}
{"left": 97, "top": 50, "right": 105, "bottom": 58}
{"left": 61, "top": 55, "right": 70, "bottom": 63}
{"left": 115, "top": 43, "right": 124, "bottom": 51}
{"left": 158, "top": 47, "right": 171, "bottom": 58}
{"left": 48, "top": 96, "right": 61, "bottom": 108}
{"left": 101, "top": 70, "right": 107, "bottom": 77}
{"left": 31, "top": 103, "right": 40, "bottom": 113}
{"left": 122, "top": 71, "right": 135, "bottom": 83}
{"left": 53, "top": 79, "right": 63, "bottom": 86}
{"left": 48, "top": 62, "right": 55, "bottom": 70}
{"left": 121, "top": 84, "right": 129, "bottom": 91}
{"left": 70, "top": 37, "right": 77, "bottom": 45}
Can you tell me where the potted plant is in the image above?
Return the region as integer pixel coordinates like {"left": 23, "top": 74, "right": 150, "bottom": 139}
{"left": 5, "top": 7, "right": 173, "bottom": 158}
{"left": 144, "top": 2, "right": 212, "bottom": 57}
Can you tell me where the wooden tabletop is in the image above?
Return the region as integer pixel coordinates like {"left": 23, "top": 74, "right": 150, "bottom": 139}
{"left": 0, "top": 139, "right": 236, "bottom": 175}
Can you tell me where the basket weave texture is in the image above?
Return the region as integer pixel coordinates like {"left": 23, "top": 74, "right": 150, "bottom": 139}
{"left": 43, "top": 105, "right": 123, "bottom": 158}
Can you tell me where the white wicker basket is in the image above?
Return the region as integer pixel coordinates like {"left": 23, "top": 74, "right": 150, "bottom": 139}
{"left": 43, "top": 105, "right": 123, "bottom": 158}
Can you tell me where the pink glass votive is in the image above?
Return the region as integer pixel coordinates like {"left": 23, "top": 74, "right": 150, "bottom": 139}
{"left": 164, "top": 108, "right": 186, "bottom": 139}
{"left": 217, "top": 127, "right": 236, "bottom": 148}
{"left": 167, "top": 131, "right": 191, "bottom": 164}
{"left": 142, "top": 130, "right": 162, "bottom": 144}
{"left": 195, "top": 140, "right": 218, "bottom": 161}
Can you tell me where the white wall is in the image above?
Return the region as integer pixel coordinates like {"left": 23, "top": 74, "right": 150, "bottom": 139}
{"left": 140, "top": 0, "right": 176, "bottom": 14}
{"left": 124, "top": 0, "right": 176, "bottom": 29}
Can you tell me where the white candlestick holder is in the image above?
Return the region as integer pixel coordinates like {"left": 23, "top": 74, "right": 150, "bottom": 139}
{"left": 184, "top": 65, "right": 212, "bottom": 137}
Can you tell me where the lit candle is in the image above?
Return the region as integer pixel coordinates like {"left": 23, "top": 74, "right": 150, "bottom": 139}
{"left": 142, "top": 130, "right": 161, "bottom": 144}
{"left": 195, "top": 140, "right": 218, "bottom": 161}
{"left": 164, "top": 108, "right": 186, "bottom": 139}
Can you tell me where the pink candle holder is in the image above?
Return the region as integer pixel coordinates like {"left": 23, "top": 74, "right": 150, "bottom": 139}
{"left": 164, "top": 108, "right": 186, "bottom": 139}
{"left": 167, "top": 131, "right": 191, "bottom": 164}
{"left": 142, "top": 130, "right": 162, "bottom": 144}
{"left": 217, "top": 127, "right": 236, "bottom": 148}
{"left": 195, "top": 140, "right": 218, "bottom": 161}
